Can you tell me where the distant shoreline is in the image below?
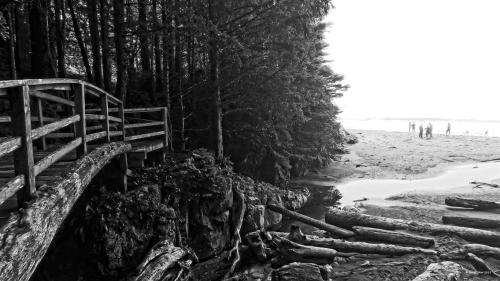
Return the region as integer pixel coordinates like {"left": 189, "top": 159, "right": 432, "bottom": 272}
{"left": 342, "top": 117, "right": 500, "bottom": 123}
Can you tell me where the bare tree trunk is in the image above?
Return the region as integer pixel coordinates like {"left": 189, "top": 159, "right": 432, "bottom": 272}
{"left": 29, "top": 0, "right": 55, "bottom": 78}
{"left": 161, "top": 0, "right": 173, "bottom": 151}
{"left": 68, "top": 0, "right": 93, "bottom": 81}
{"left": 138, "top": 0, "right": 151, "bottom": 72}
{"left": 15, "top": 2, "right": 31, "bottom": 78}
{"left": 54, "top": 0, "right": 66, "bottom": 77}
{"left": 113, "top": 0, "right": 127, "bottom": 101}
{"left": 100, "top": 0, "right": 112, "bottom": 92}
{"left": 153, "top": 0, "right": 162, "bottom": 91}
{"left": 7, "top": 3, "right": 17, "bottom": 79}
{"left": 208, "top": 0, "right": 223, "bottom": 161}
{"left": 87, "top": 0, "right": 103, "bottom": 87}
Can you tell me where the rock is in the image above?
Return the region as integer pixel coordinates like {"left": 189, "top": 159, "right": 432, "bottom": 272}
{"left": 412, "top": 261, "right": 472, "bottom": 281}
{"left": 272, "top": 263, "right": 328, "bottom": 281}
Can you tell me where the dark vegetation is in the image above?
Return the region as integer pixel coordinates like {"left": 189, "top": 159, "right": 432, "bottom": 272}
{"left": 0, "top": 0, "right": 347, "bottom": 183}
{"left": 33, "top": 149, "right": 315, "bottom": 280}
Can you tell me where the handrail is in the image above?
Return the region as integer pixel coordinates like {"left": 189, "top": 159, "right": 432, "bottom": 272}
{"left": 0, "top": 78, "right": 169, "bottom": 207}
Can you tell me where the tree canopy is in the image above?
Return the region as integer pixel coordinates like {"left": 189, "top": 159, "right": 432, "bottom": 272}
{"left": 0, "top": 0, "right": 348, "bottom": 184}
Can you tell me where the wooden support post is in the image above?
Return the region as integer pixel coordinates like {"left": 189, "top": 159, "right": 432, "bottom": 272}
{"left": 9, "top": 86, "right": 35, "bottom": 206}
{"left": 118, "top": 102, "right": 128, "bottom": 192}
{"left": 162, "top": 107, "right": 168, "bottom": 160}
{"left": 100, "top": 94, "right": 110, "bottom": 142}
{"left": 35, "top": 98, "right": 47, "bottom": 151}
{"left": 74, "top": 83, "right": 87, "bottom": 157}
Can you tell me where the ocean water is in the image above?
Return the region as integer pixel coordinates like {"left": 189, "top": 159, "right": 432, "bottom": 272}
{"left": 342, "top": 118, "right": 500, "bottom": 137}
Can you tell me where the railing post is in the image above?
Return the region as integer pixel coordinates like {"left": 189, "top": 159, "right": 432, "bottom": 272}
{"left": 34, "top": 97, "right": 47, "bottom": 151}
{"left": 100, "top": 94, "right": 110, "bottom": 142}
{"left": 74, "top": 83, "right": 87, "bottom": 157}
{"left": 118, "top": 102, "right": 128, "bottom": 192}
{"left": 9, "top": 85, "right": 35, "bottom": 206}
{"left": 162, "top": 107, "right": 168, "bottom": 160}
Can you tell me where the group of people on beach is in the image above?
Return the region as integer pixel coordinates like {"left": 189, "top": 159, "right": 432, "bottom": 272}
{"left": 409, "top": 122, "right": 451, "bottom": 139}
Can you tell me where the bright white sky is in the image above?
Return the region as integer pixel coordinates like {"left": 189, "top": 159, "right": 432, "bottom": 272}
{"left": 324, "top": 0, "right": 500, "bottom": 120}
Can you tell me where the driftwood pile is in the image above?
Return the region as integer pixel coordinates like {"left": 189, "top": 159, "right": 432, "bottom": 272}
{"left": 134, "top": 198, "right": 500, "bottom": 280}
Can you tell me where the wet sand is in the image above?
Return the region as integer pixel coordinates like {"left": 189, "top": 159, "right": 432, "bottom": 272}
{"left": 295, "top": 129, "right": 500, "bottom": 224}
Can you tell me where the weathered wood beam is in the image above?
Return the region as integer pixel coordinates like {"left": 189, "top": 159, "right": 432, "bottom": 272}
{"left": 0, "top": 137, "right": 21, "bottom": 159}
{"left": 125, "top": 131, "right": 168, "bottom": 142}
{"left": 8, "top": 86, "right": 35, "bottom": 206}
{"left": 74, "top": 83, "right": 87, "bottom": 157}
{"left": 29, "top": 90, "right": 75, "bottom": 107}
{"left": 124, "top": 121, "right": 163, "bottom": 129}
{"left": 0, "top": 142, "right": 131, "bottom": 281}
{"left": 31, "top": 115, "right": 80, "bottom": 141}
{"left": 0, "top": 175, "right": 24, "bottom": 206}
{"left": 33, "top": 138, "right": 82, "bottom": 176}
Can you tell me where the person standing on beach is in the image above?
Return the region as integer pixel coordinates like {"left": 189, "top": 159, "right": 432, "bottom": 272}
{"left": 428, "top": 123, "right": 433, "bottom": 138}
{"left": 446, "top": 122, "right": 451, "bottom": 136}
{"left": 411, "top": 122, "right": 416, "bottom": 132}
{"left": 409, "top": 121, "right": 412, "bottom": 132}
{"left": 419, "top": 124, "right": 424, "bottom": 138}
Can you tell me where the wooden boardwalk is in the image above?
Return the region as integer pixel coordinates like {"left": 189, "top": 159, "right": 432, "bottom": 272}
{"left": 0, "top": 78, "right": 168, "bottom": 212}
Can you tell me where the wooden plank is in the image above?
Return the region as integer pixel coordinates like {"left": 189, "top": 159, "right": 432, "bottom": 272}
{"left": 29, "top": 90, "right": 75, "bottom": 107}
{"left": 0, "top": 175, "right": 24, "bottom": 206}
{"left": 29, "top": 83, "right": 72, "bottom": 91}
{"left": 75, "top": 83, "right": 87, "bottom": 156}
{"left": 118, "top": 103, "right": 128, "bottom": 192}
{"left": 33, "top": 138, "right": 82, "bottom": 176}
{"left": 0, "top": 170, "right": 14, "bottom": 177}
{"left": 31, "top": 115, "right": 80, "bottom": 141}
{"left": 8, "top": 85, "right": 35, "bottom": 206}
{"left": 100, "top": 95, "right": 110, "bottom": 142}
{"left": 110, "top": 131, "right": 123, "bottom": 137}
{"left": 85, "top": 114, "right": 105, "bottom": 120}
{"left": 0, "top": 137, "right": 21, "bottom": 159}
{"left": 125, "top": 131, "right": 165, "bottom": 142}
{"left": 44, "top": 133, "right": 74, "bottom": 139}
{"left": 162, "top": 107, "right": 168, "bottom": 152}
{"left": 131, "top": 140, "right": 164, "bottom": 153}
{"left": 108, "top": 116, "right": 122, "bottom": 123}
{"left": 0, "top": 116, "right": 58, "bottom": 123}
{"left": 86, "top": 131, "right": 107, "bottom": 143}
{"left": 34, "top": 98, "right": 47, "bottom": 150}
{"left": 124, "top": 107, "right": 165, "bottom": 113}
{"left": 83, "top": 83, "right": 121, "bottom": 105}
{"left": 124, "top": 121, "right": 163, "bottom": 129}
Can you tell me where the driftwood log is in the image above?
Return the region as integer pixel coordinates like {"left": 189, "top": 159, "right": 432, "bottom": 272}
{"left": 270, "top": 234, "right": 338, "bottom": 266}
{"left": 445, "top": 197, "right": 500, "bottom": 210}
{"left": 133, "top": 240, "right": 187, "bottom": 281}
{"left": 353, "top": 226, "right": 435, "bottom": 248}
{"left": 0, "top": 142, "right": 131, "bottom": 281}
{"left": 470, "top": 181, "right": 500, "bottom": 188}
{"left": 271, "top": 232, "right": 437, "bottom": 256}
{"left": 464, "top": 244, "right": 500, "bottom": 259}
{"left": 442, "top": 215, "right": 500, "bottom": 229}
{"left": 325, "top": 208, "right": 500, "bottom": 247}
{"left": 266, "top": 204, "right": 355, "bottom": 238}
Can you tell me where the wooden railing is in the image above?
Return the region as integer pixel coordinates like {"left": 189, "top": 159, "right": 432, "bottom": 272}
{"left": 0, "top": 79, "right": 168, "bottom": 207}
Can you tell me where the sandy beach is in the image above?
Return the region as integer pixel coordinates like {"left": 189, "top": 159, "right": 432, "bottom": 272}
{"left": 301, "top": 129, "right": 500, "bottom": 220}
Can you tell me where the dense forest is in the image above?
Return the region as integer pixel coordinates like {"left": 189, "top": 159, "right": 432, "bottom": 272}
{"left": 0, "top": 0, "right": 347, "bottom": 184}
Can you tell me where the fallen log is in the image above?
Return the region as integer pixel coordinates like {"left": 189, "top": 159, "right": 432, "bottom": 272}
{"left": 266, "top": 204, "right": 355, "bottom": 238}
{"left": 325, "top": 208, "right": 500, "bottom": 247}
{"left": 0, "top": 142, "right": 131, "bottom": 281}
{"left": 353, "top": 226, "right": 435, "bottom": 248}
{"left": 464, "top": 244, "right": 500, "bottom": 259}
{"left": 442, "top": 215, "right": 500, "bottom": 229}
{"left": 271, "top": 232, "right": 437, "bottom": 256}
{"left": 445, "top": 196, "right": 500, "bottom": 210}
{"left": 470, "top": 181, "right": 500, "bottom": 188}
{"left": 270, "top": 234, "right": 338, "bottom": 266}
{"left": 133, "top": 240, "right": 187, "bottom": 281}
